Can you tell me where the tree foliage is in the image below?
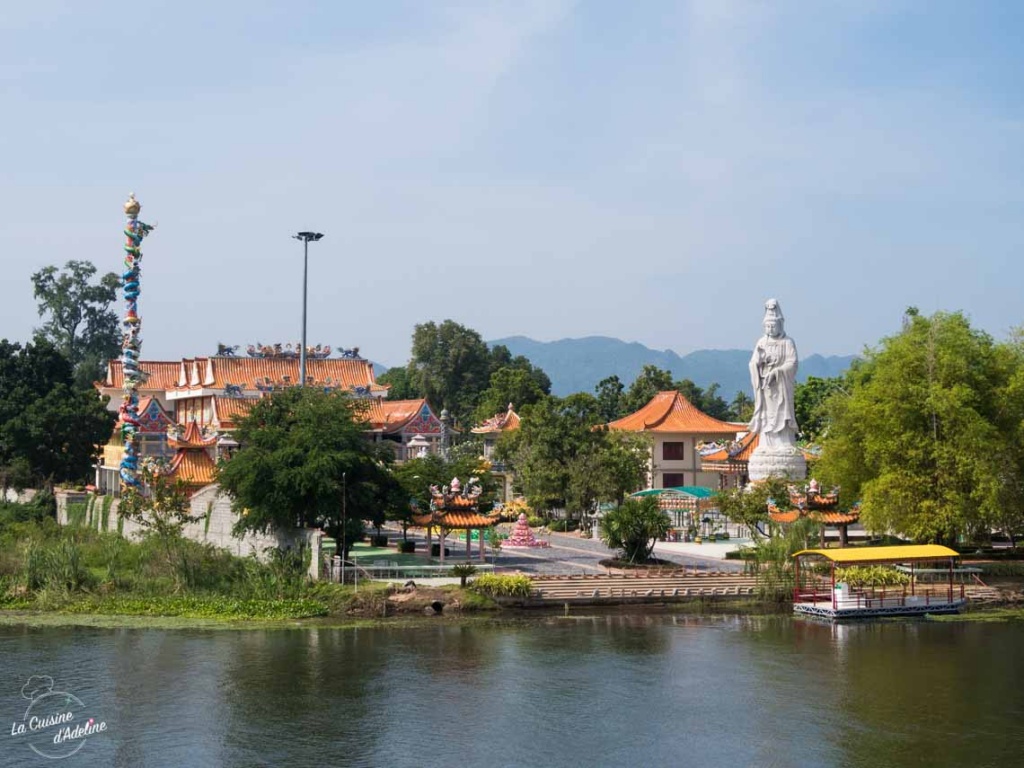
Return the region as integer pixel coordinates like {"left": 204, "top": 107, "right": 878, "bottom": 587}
{"left": 715, "top": 477, "right": 794, "bottom": 540}
{"left": 816, "top": 311, "right": 1017, "bottom": 544}
{"left": 217, "top": 388, "right": 393, "bottom": 557}
{"left": 599, "top": 496, "right": 671, "bottom": 563}
{"left": 0, "top": 339, "right": 115, "bottom": 488}
{"left": 376, "top": 365, "right": 418, "bottom": 400}
{"left": 31, "top": 260, "right": 120, "bottom": 389}
{"left": 408, "top": 320, "right": 492, "bottom": 424}
{"left": 474, "top": 366, "right": 547, "bottom": 423}
{"left": 794, "top": 376, "right": 844, "bottom": 443}
{"left": 497, "top": 394, "right": 648, "bottom": 516}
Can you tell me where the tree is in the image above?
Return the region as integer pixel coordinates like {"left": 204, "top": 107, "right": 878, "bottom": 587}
{"left": 599, "top": 496, "right": 670, "bottom": 563}
{"left": 498, "top": 394, "right": 647, "bottom": 517}
{"left": 0, "top": 339, "right": 115, "bottom": 487}
{"left": 816, "top": 311, "right": 1010, "bottom": 544}
{"left": 217, "top": 388, "right": 391, "bottom": 559}
{"left": 488, "top": 345, "right": 552, "bottom": 396}
{"left": 715, "top": 476, "right": 794, "bottom": 540}
{"left": 377, "top": 365, "right": 419, "bottom": 400}
{"left": 594, "top": 375, "right": 626, "bottom": 422}
{"left": 730, "top": 391, "right": 754, "bottom": 423}
{"left": 794, "top": 376, "right": 844, "bottom": 443}
{"left": 31, "top": 260, "right": 120, "bottom": 388}
{"left": 622, "top": 365, "right": 675, "bottom": 414}
{"left": 408, "top": 320, "right": 492, "bottom": 424}
{"left": 474, "top": 366, "right": 547, "bottom": 423}
{"left": 993, "top": 327, "right": 1024, "bottom": 546}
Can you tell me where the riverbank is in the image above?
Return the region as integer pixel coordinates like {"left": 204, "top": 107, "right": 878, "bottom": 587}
{"left": 4, "top": 597, "right": 1023, "bottom": 631}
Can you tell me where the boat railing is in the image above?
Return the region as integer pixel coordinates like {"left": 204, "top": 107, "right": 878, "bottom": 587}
{"left": 794, "top": 581, "right": 965, "bottom": 609}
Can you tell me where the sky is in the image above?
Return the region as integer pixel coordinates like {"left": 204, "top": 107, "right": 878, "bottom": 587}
{"left": 1, "top": 1, "right": 1022, "bottom": 368}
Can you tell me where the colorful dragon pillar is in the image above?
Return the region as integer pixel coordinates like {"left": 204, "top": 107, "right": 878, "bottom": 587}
{"left": 118, "top": 193, "right": 155, "bottom": 491}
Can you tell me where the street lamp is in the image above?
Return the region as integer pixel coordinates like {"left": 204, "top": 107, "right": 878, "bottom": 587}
{"left": 292, "top": 231, "right": 325, "bottom": 387}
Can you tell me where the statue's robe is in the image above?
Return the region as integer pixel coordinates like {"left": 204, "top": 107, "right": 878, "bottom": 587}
{"left": 748, "top": 335, "right": 798, "bottom": 439}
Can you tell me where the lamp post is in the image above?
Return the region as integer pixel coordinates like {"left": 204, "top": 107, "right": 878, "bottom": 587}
{"left": 292, "top": 231, "right": 324, "bottom": 386}
{"left": 341, "top": 470, "right": 347, "bottom": 585}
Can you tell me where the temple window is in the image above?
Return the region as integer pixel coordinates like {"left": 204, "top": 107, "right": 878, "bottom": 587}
{"left": 662, "top": 442, "right": 685, "bottom": 461}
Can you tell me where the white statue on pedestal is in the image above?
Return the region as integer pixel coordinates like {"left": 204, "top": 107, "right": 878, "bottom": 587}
{"left": 747, "top": 299, "right": 807, "bottom": 480}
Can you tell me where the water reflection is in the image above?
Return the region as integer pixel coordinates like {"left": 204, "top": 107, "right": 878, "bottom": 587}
{"left": 1, "top": 618, "right": 1022, "bottom": 768}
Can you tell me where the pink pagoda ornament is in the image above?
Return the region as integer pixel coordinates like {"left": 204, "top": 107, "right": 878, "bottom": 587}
{"left": 502, "top": 513, "right": 549, "bottom": 548}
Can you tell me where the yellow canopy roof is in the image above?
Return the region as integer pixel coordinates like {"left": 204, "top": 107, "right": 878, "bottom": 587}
{"left": 793, "top": 545, "right": 959, "bottom": 564}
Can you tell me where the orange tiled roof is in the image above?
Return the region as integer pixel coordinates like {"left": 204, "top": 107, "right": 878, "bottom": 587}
{"left": 168, "top": 421, "right": 218, "bottom": 449}
{"left": 608, "top": 391, "right": 742, "bottom": 435}
{"left": 472, "top": 404, "right": 521, "bottom": 434}
{"left": 411, "top": 511, "right": 499, "bottom": 528}
{"left": 176, "top": 357, "right": 385, "bottom": 393}
{"left": 168, "top": 449, "right": 217, "bottom": 486}
{"left": 431, "top": 494, "right": 478, "bottom": 509}
{"left": 103, "top": 361, "right": 182, "bottom": 390}
{"left": 701, "top": 432, "right": 758, "bottom": 462}
{"left": 768, "top": 507, "right": 860, "bottom": 525}
{"left": 212, "top": 397, "right": 255, "bottom": 429}
{"left": 359, "top": 399, "right": 446, "bottom": 435}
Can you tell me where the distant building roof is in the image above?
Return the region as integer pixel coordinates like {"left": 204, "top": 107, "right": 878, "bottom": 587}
{"left": 608, "top": 391, "right": 742, "bottom": 435}
{"left": 472, "top": 403, "right": 521, "bottom": 435}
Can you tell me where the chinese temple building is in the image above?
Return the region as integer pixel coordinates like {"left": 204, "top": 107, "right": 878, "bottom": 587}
{"left": 767, "top": 480, "right": 860, "bottom": 546}
{"left": 94, "top": 347, "right": 448, "bottom": 493}
{"left": 471, "top": 403, "right": 520, "bottom": 502}
{"left": 165, "top": 421, "right": 220, "bottom": 493}
{"left": 607, "top": 391, "right": 746, "bottom": 489}
{"left": 411, "top": 478, "right": 498, "bottom": 563}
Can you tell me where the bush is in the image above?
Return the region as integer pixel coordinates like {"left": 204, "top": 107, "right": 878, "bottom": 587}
{"left": 397, "top": 540, "right": 416, "bottom": 554}
{"left": 430, "top": 544, "right": 451, "bottom": 557}
{"left": 468, "top": 573, "right": 534, "bottom": 599}
{"left": 370, "top": 535, "right": 388, "bottom": 547}
{"left": 838, "top": 565, "right": 910, "bottom": 587}
{"left": 525, "top": 515, "right": 545, "bottom": 528}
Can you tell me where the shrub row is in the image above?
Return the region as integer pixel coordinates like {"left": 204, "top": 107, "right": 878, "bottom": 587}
{"left": 468, "top": 573, "right": 534, "bottom": 598}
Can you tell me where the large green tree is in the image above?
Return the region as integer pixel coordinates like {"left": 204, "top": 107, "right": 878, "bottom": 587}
{"left": 474, "top": 366, "right": 547, "bottom": 423}
{"left": 31, "top": 260, "right": 120, "bottom": 389}
{"left": 408, "top": 320, "right": 492, "bottom": 424}
{"left": 0, "top": 340, "right": 114, "bottom": 488}
{"left": 816, "top": 311, "right": 1012, "bottom": 544}
{"left": 594, "top": 375, "right": 626, "bottom": 422}
{"left": 377, "top": 364, "right": 419, "bottom": 400}
{"left": 498, "top": 394, "right": 647, "bottom": 517}
{"left": 217, "top": 388, "right": 392, "bottom": 558}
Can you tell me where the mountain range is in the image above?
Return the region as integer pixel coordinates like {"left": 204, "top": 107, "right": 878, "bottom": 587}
{"left": 489, "top": 336, "right": 857, "bottom": 399}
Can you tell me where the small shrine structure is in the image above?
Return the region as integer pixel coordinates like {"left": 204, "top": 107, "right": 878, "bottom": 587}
{"left": 412, "top": 478, "right": 498, "bottom": 564}
{"left": 767, "top": 479, "right": 860, "bottom": 546}
{"left": 502, "top": 513, "right": 549, "bottom": 548}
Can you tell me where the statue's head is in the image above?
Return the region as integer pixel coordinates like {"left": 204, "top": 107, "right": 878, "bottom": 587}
{"left": 762, "top": 298, "right": 785, "bottom": 338}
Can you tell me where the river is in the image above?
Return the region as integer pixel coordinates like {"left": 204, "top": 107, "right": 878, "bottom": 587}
{"left": 1, "top": 614, "right": 1021, "bottom": 767}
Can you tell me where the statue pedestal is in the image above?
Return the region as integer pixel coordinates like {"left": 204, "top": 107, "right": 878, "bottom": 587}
{"left": 749, "top": 445, "right": 806, "bottom": 481}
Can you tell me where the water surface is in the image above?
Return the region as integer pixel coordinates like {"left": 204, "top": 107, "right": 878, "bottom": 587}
{"left": 1, "top": 614, "right": 1020, "bottom": 767}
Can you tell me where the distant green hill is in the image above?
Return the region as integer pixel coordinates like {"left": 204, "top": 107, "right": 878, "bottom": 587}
{"left": 488, "top": 336, "right": 856, "bottom": 398}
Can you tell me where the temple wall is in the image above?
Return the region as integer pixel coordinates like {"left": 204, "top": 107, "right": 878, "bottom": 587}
{"left": 56, "top": 485, "right": 321, "bottom": 579}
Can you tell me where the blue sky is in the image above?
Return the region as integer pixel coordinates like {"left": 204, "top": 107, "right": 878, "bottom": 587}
{"left": 2, "top": 1, "right": 1021, "bottom": 367}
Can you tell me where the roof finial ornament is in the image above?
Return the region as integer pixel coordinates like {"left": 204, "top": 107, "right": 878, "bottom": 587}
{"left": 124, "top": 192, "right": 141, "bottom": 217}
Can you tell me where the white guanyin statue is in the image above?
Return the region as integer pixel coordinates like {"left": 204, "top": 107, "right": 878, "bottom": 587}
{"left": 747, "top": 299, "right": 807, "bottom": 480}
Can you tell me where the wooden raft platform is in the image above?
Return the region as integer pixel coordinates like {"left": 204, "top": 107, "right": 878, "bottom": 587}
{"left": 527, "top": 571, "right": 759, "bottom": 605}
